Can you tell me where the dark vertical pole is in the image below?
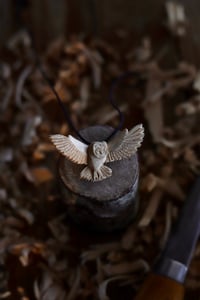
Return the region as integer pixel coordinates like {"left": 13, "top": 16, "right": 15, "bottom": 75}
{"left": 0, "top": 0, "right": 13, "bottom": 45}
{"left": 67, "top": 0, "right": 82, "bottom": 34}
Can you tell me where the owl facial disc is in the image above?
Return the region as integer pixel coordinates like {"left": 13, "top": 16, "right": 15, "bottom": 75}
{"left": 92, "top": 142, "right": 108, "bottom": 158}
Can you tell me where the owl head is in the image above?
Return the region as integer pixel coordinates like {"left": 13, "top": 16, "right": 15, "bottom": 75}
{"left": 91, "top": 141, "right": 108, "bottom": 158}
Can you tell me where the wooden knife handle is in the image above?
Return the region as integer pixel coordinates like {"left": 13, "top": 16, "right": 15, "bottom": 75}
{"left": 134, "top": 273, "right": 184, "bottom": 300}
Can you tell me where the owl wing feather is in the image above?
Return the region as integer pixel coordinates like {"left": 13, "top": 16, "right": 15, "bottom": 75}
{"left": 106, "top": 124, "right": 144, "bottom": 162}
{"left": 50, "top": 134, "right": 88, "bottom": 165}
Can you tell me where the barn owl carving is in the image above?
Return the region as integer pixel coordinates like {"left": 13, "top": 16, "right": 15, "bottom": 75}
{"left": 50, "top": 124, "right": 144, "bottom": 182}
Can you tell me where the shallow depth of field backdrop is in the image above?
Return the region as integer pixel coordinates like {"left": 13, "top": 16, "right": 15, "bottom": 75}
{"left": 0, "top": 1, "right": 200, "bottom": 300}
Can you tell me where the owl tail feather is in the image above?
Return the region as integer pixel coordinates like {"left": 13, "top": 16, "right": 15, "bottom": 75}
{"left": 80, "top": 166, "right": 112, "bottom": 182}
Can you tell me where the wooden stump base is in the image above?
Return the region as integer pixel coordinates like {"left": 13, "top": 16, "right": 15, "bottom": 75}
{"left": 59, "top": 126, "right": 139, "bottom": 232}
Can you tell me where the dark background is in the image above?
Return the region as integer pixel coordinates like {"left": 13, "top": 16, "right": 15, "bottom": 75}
{"left": 1, "top": 0, "right": 200, "bottom": 66}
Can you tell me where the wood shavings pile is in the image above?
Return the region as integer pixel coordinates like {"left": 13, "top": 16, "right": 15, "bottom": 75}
{"left": 0, "top": 26, "right": 200, "bottom": 300}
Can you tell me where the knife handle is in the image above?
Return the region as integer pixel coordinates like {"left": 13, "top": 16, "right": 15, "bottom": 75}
{"left": 134, "top": 273, "right": 184, "bottom": 300}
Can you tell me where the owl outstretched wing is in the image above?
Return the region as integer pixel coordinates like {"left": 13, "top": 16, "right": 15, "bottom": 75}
{"left": 106, "top": 124, "right": 144, "bottom": 162}
{"left": 50, "top": 134, "right": 88, "bottom": 165}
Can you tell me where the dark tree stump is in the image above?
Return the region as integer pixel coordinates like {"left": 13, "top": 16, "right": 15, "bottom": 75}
{"left": 59, "top": 125, "right": 140, "bottom": 232}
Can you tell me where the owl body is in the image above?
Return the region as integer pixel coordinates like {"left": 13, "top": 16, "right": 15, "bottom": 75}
{"left": 81, "top": 142, "right": 112, "bottom": 181}
{"left": 87, "top": 142, "right": 108, "bottom": 171}
{"left": 50, "top": 124, "right": 144, "bottom": 182}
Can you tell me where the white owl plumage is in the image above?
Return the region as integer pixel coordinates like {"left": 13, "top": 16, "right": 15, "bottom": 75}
{"left": 50, "top": 124, "right": 144, "bottom": 182}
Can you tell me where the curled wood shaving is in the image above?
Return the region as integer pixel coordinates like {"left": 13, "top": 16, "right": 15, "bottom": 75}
{"left": 17, "top": 209, "right": 35, "bottom": 225}
{"left": 48, "top": 215, "right": 69, "bottom": 243}
{"left": 0, "top": 82, "right": 13, "bottom": 113}
{"left": 146, "top": 175, "right": 185, "bottom": 201}
{"left": 30, "top": 167, "right": 54, "bottom": 184}
{"left": 0, "top": 291, "right": 11, "bottom": 299}
{"left": 19, "top": 248, "right": 30, "bottom": 267}
{"left": 90, "top": 104, "right": 127, "bottom": 125}
{"left": 22, "top": 116, "right": 42, "bottom": 146}
{"left": 159, "top": 202, "right": 173, "bottom": 249}
{"left": 143, "top": 77, "right": 164, "bottom": 142}
{"left": 9, "top": 242, "right": 46, "bottom": 256}
{"left": 102, "top": 259, "right": 150, "bottom": 276}
{"left": 34, "top": 272, "right": 66, "bottom": 300}
{"left": 165, "top": 1, "right": 187, "bottom": 36}
{"left": 98, "top": 275, "right": 132, "bottom": 300}
{"left": 7, "top": 29, "right": 31, "bottom": 51}
{"left": 0, "top": 148, "right": 13, "bottom": 162}
{"left": 134, "top": 38, "right": 152, "bottom": 62}
{"left": 0, "top": 189, "right": 7, "bottom": 202}
{"left": 176, "top": 95, "right": 200, "bottom": 115}
{"left": 0, "top": 63, "right": 11, "bottom": 80}
{"left": 15, "top": 65, "right": 33, "bottom": 108}
{"left": 161, "top": 135, "right": 200, "bottom": 159}
{"left": 138, "top": 188, "right": 163, "bottom": 227}
{"left": 162, "top": 180, "right": 185, "bottom": 201}
{"left": 82, "top": 47, "right": 103, "bottom": 89}
{"left": 81, "top": 243, "right": 120, "bottom": 264}
{"left": 67, "top": 268, "right": 81, "bottom": 300}
{"left": 96, "top": 258, "right": 104, "bottom": 284}
{"left": 141, "top": 173, "right": 159, "bottom": 192}
{"left": 79, "top": 77, "right": 90, "bottom": 111}
{"left": 20, "top": 161, "right": 35, "bottom": 183}
{"left": 120, "top": 225, "right": 137, "bottom": 250}
{"left": 193, "top": 71, "right": 200, "bottom": 92}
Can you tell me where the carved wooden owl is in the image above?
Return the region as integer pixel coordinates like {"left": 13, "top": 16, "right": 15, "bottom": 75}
{"left": 50, "top": 124, "right": 144, "bottom": 182}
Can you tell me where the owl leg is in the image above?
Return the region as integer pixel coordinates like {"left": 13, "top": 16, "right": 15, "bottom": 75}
{"left": 95, "top": 166, "right": 112, "bottom": 181}
{"left": 81, "top": 166, "right": 112, "bottom": 182}
{"left": 81, "top": 166, "right": 100, "bottom": 182}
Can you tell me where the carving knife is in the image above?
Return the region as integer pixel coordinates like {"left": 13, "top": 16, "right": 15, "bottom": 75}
{"left": 135, "top": 176, "right": 200, "bottom": 300}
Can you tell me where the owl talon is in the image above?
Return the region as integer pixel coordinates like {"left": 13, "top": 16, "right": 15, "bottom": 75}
{"left": 93, "top": 166, "right": 112, "bottom": 182}
{"left": 81, "top": 166, "right": 112, "bottom": 182}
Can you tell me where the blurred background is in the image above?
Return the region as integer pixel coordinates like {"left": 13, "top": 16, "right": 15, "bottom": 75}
{"left": 1, "top": 0, "right": 200, "bottom": 64}
{"left": 0, "top": 0, "right": 198, "bottom": 52}
{"left": 0, "top": 1, "right": 200, "bottom": 300}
